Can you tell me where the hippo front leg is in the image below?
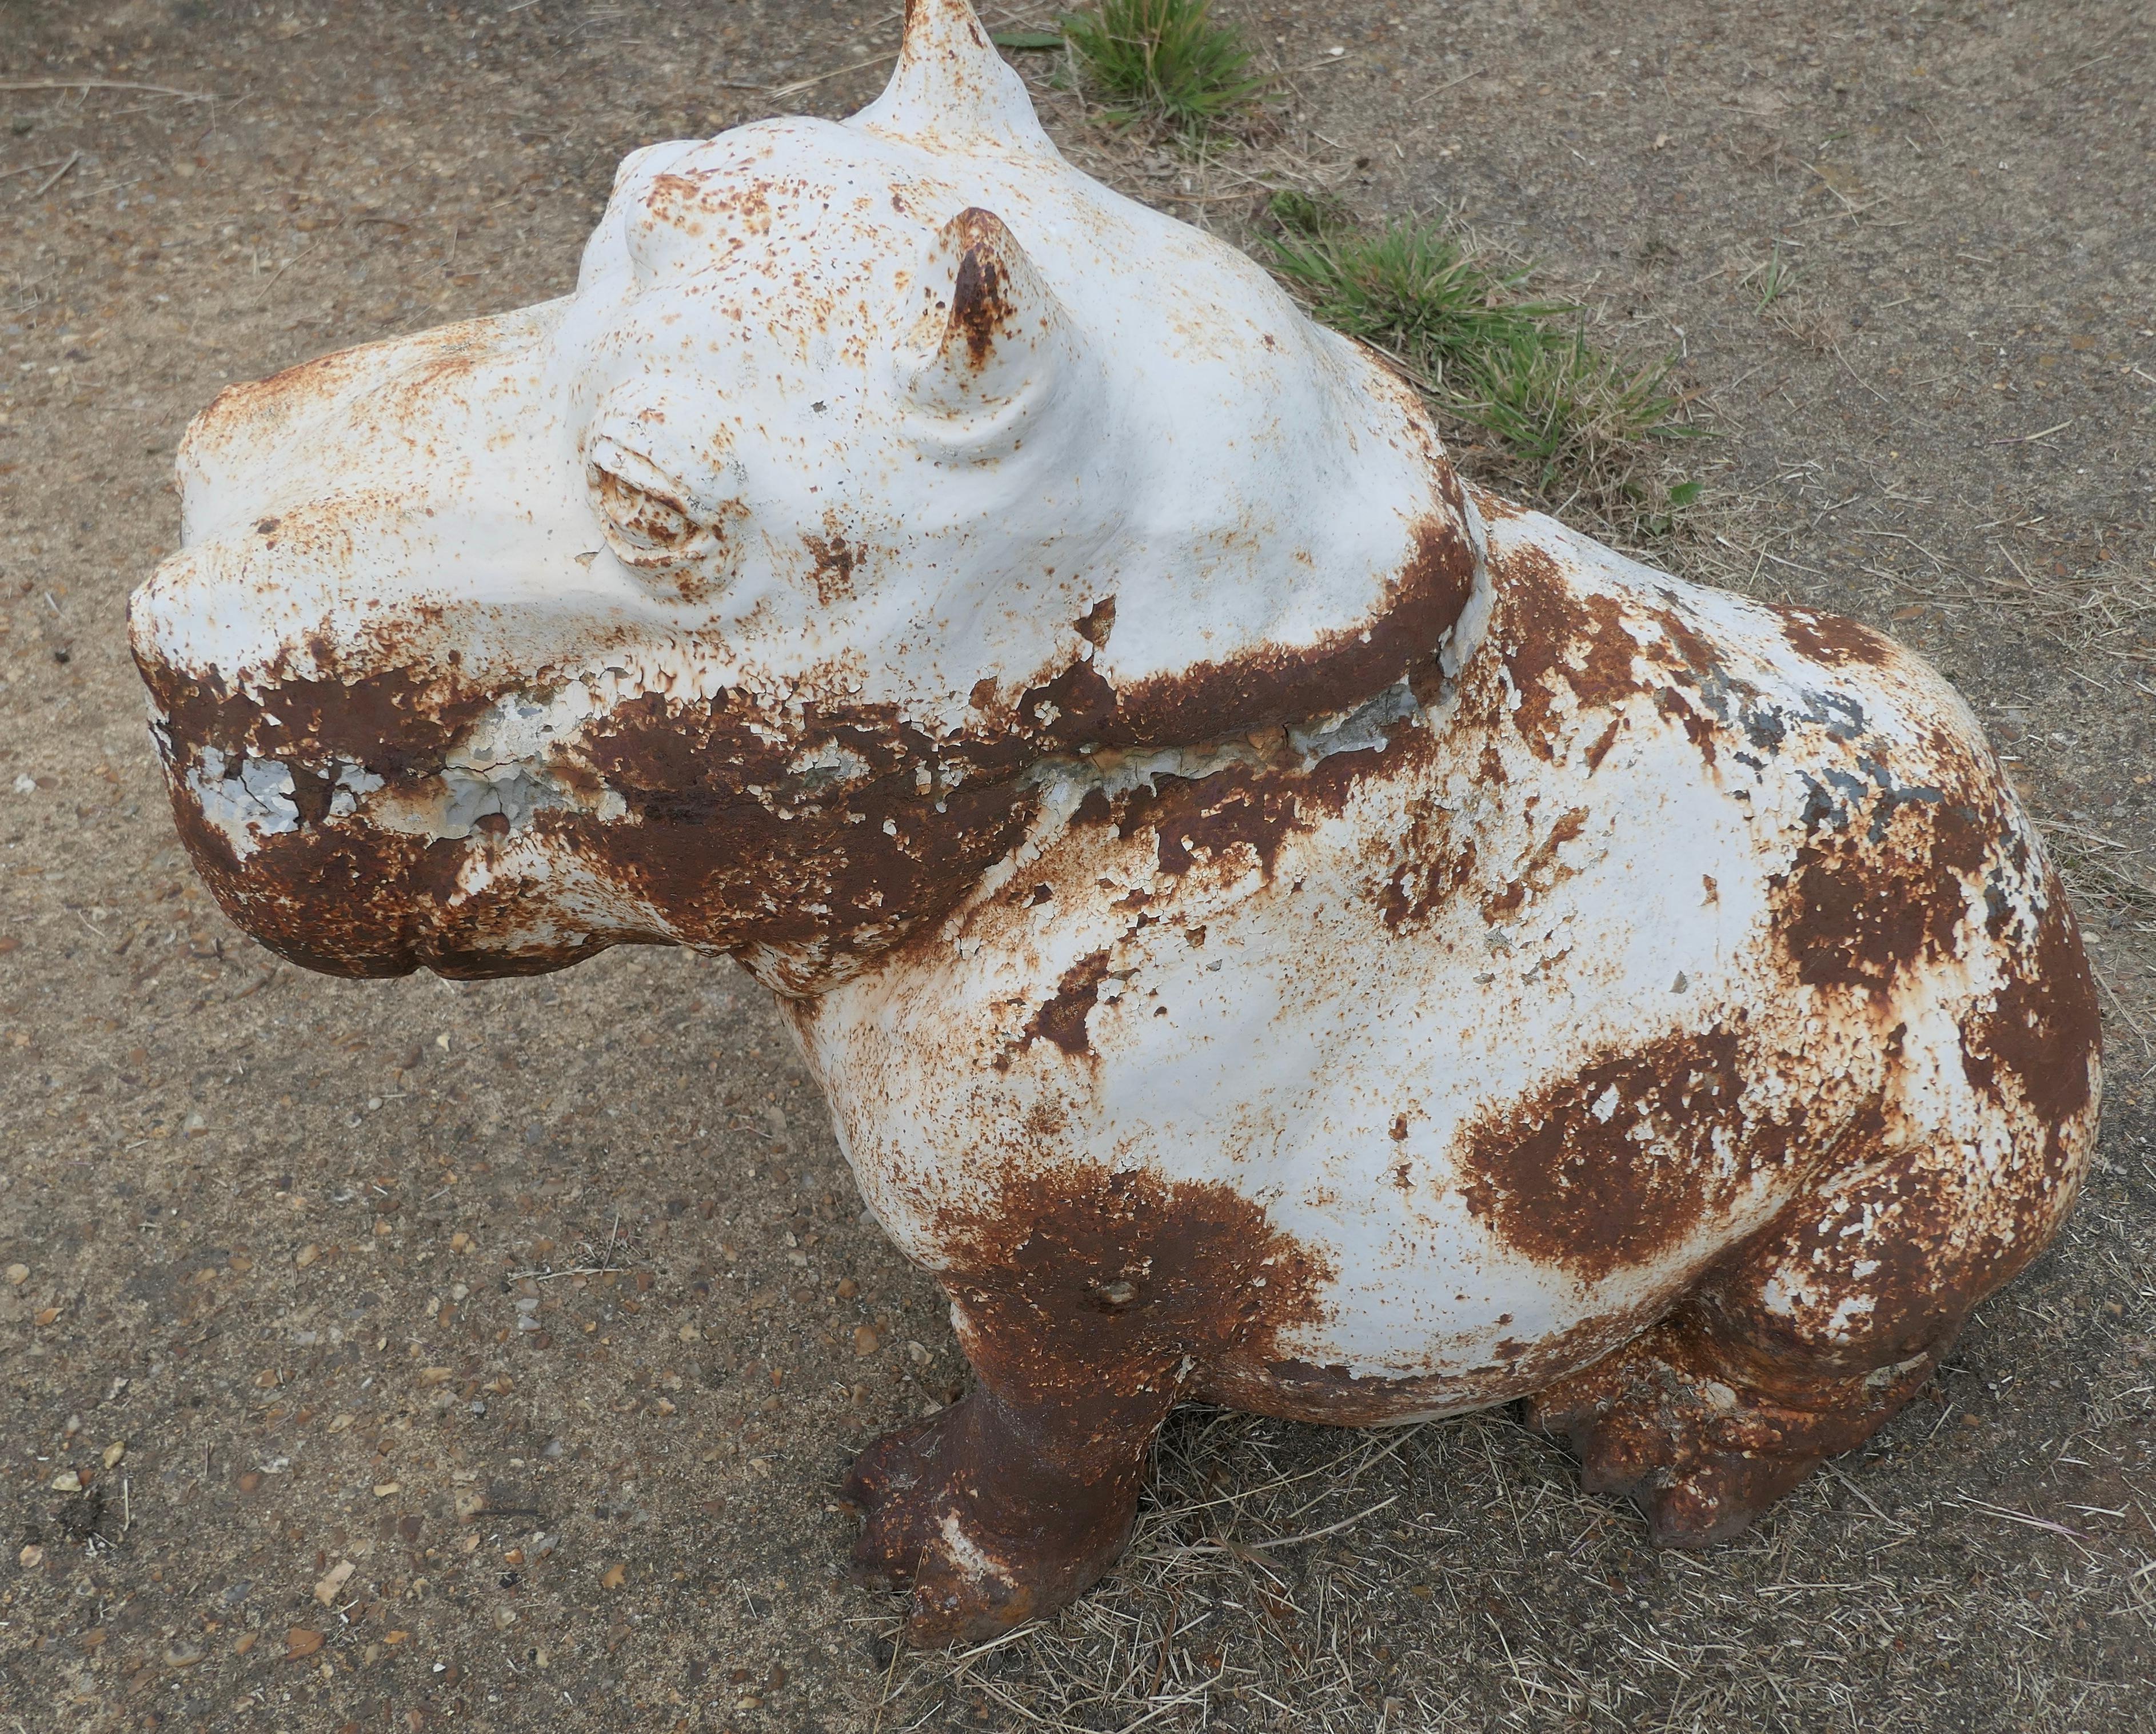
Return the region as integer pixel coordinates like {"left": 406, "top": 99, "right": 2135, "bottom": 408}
{"left": 843, "top": 1351, "right": 1171, "bottom": 1644}
{"left": 841, "top": 1163, "right": 1325, "bottom": 1643}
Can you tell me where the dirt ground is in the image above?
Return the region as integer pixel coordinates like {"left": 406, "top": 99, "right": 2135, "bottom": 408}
{"left": 2, "top": 2, "right": 2153, "bottom": 1731}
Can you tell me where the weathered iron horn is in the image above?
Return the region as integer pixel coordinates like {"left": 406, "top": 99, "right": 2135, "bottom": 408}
{"left": 901, "top": 206, "right": 1084, "bottom": 455}
{"left": 853, "top": 0, "right": 1057, "bottom": 156}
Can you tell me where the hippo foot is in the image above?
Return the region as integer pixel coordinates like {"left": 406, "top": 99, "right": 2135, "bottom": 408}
{"left": 1524, "top": 1326, "right": 1933, "bottom": 1546}
{"left": 842, "top": 1387, "right": 1147, "bottom": 1645}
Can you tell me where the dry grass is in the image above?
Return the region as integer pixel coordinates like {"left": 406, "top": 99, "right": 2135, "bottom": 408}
{"left": 858, "top": 1357, "right": 2156, "bottom": 1731}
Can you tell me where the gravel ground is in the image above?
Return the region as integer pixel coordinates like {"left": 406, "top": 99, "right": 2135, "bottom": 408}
{"left": 1, "top": 2, "right": 2151, "bottom": 1731}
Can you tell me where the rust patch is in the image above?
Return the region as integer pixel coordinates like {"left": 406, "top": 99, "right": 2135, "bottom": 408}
{"left": 1480, "top": 806, "right": 1588, "bottom": 923}
{"left": 1205, "top": 1356, "right": 1456, "bottom": 1425}
{"left": 1003, "top": 512, "right": 1476, "bottom": 754}
{"left": 935, "top": 1165, "right": 1333, "bottom": 1432}
{"left": 1466, "top": 483, "right": 1533, "bottom": 523}
{"left": 801, "top": 532, "right": 857, "bottom": 605}
{"left": 139, "top": 650, "right": 497, "bottom": 783}
{"left": 573, "top": 689, "right": 1042, "bottom": 982}
{"left": 1215, "top": 1310, "right": 1646, "bottom": 1426}
{"left": 946, "top": 208, "right": 1017, "bottom": 368}
{"left": 1639, "top": 599, "right": 1723, "bottom": 685}
{"left": 1655, "top": 686, "right": 1715, "bottom": 762}
{"left": 1379, "top": 798, "right": 1476, "bottom": 931}
{"left": 1961, "top": 884, "right": 2101, "bottom": 1178}
{"left": 1486, "top": 544, "right": 1644, "bottom": 763}
{"left": 1025, "top": 950, "right": 1111, "bottom": 1056}
{"left": 1772, "top": 784, "right": 1994, "bottom": 995}
{"left": 159, "top": 783, "right": 620, "bottom": 980}
{"left": 1073, "top": 596, "right": 1116, "bottom": 648}
{"left": 1773, "top": 604, "right": 1899, "bottom": 670}
{"left": 1582, "top": 716, "right": 1624, "bottom": 772}
{"left": 1144, "top": 769, "right": 1300, "bottom": 881}
{"left": 1458, "top": 1030, "right": 1754, "bottom": 1285}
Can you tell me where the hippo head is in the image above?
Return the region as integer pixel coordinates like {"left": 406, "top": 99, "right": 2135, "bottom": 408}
{"left": 128, "top": 0, "right": 1485, "bottom": 994}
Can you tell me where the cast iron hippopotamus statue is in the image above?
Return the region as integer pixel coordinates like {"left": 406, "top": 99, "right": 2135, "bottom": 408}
{"left": 129, "top": 0, "right": 2099, "bottom": 1644}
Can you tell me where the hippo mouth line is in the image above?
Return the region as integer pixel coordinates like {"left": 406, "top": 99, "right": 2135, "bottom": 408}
{"left": 178, "top": 655, "right": 1443, "bottom": 859}
{"left": 180, "top": 742, "right": 625, "bottom": 863}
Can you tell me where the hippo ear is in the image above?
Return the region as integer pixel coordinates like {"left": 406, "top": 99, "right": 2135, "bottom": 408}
{"left": 851, "top": 0, "right": 1057, "bottom": 157}
{"left": 900, "top": 207, "right": 1077, "bottom": 457}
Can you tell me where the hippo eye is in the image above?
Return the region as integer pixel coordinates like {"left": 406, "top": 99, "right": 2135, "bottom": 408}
{"left": 592, "top": 463, "right": 699, "bottom": 563}
{"left": 582, "top": 430, "right": 739, "bottom": 600}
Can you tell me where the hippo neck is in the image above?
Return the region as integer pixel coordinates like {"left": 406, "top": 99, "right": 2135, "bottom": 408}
{"left": 728, "top": 462, "right": 1492, "bottom": 1000}
{"left": 985, "top": 448, "right": 1492, "bottom": 762}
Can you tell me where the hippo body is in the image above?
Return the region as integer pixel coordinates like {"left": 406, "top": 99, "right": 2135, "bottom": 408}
{"left": 130, "top": 0, "right": 2099, "bottom": 1644}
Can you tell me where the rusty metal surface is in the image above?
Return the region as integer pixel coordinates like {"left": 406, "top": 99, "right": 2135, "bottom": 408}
{"left": 127, "top": 0, "right": 2099, "bottom": 1648}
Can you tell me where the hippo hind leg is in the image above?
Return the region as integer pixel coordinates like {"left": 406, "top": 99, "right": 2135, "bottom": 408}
{"left": 1527, "top": 1016, "right": 2097, "bottom": 1545}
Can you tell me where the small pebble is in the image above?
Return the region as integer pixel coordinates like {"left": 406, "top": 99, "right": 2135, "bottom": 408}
{"left": 163, "top": 1639, "right": 205, "bottom": 1668}
{"left": 3, "top": 1263, "right": 26, "bottom": 1286}
{"left": 313, "top": 1559, "right": 354, "bottom": 1605}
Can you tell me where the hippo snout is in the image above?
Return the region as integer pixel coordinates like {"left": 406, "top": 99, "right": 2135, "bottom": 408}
{"left": 126, "top": 315, "right": 655, "bottom": 979}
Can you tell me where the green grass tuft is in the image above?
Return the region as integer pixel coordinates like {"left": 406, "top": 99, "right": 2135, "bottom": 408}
{"left": 1751, "top": 241, "right": 1796, "bottom": 312}
{"left": 1268, "top": 219, "right": 1567, "bottom": 393}
{"left": 1265, "top": 186, "right": 1355, "bottom": 238}
{"left": 1059, "top": 0, "right": 1269, "bottom": 135}
{"left": 1464, "top": 320, "right": 1691, "bottom": 489}
{"left": 1265, "top": 213, "right": 1703, "bottom": 525}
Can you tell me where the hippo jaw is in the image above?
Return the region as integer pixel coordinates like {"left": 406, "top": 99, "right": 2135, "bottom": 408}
{"left": 129, "top": 0, "right": 1488, "bottom": 991}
